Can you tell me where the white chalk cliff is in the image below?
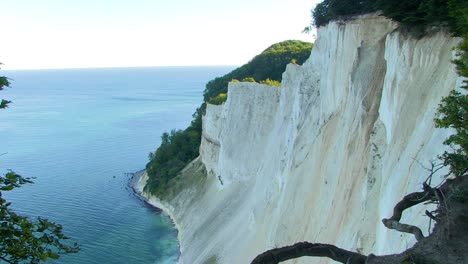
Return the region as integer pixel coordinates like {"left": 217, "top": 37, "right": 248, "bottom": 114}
{"left": 136, "top": 14, "right": 463, "bottom": 264}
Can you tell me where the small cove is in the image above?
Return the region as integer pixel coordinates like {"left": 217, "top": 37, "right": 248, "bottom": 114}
{"left": 1, "top": 66, "right": 233, "bottom": 263}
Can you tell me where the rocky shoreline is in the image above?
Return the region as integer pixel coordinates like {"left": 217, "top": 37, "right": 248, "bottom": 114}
{"left": 128, "top": 170, "right": 182, "bottom": 263}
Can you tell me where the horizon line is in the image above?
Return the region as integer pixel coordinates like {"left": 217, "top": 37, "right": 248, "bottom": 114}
{"left": 2, "top": 64, "right": 240, "bottom": 71}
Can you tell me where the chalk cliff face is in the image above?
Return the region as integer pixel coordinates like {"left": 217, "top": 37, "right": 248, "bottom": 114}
{"left": 138, "top": 14, "right": 462, "bottom": 264}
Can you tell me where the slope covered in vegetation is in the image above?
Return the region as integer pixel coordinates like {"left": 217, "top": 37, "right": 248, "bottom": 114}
{"left": 145, "top": 40, "right": 313, "bottom": 197}
{"left": 203, "top": 40, "right": 312, "bottom": 101}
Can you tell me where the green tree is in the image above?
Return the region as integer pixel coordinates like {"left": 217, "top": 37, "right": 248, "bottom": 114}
{"left": 1, "top": 67, "right": 79, "bottom": 263}
{"left": 312, "top": 0, "right": 467, "bottom": 36}
{"left": 312, "top": 0, "right": 332, "bottom": 27}
{"left": 145, "top": 40, "right": 313, "bottom": 197}
{"left": 203, "top": 40, "right": 313, "bottom": 101}
{"left": 434, "top": 38, "right": 468, "bottom": 177}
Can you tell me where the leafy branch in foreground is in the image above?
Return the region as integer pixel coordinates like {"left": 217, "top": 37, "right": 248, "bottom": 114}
{"left": 0, "top": 63, "right": 12, "bottom": 109}
{"left": 1, "top": 66, "right": 79, "bottom": 263}
{"left": 0, "top": 172, "right": 79, "bottom": 264}
{"left": 434, "top": 38, "right": 468, "bottom": 177}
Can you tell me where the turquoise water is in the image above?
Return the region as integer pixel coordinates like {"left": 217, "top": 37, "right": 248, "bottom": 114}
{"left": 0, "top": 66, "right": 234, "bottom": 263}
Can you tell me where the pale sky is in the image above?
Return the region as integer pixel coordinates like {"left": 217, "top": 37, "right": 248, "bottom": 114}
{"left": 0, "top": 0, "right": 320, "bottom": 70}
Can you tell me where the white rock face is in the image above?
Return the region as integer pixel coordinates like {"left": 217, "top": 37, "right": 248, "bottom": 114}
{"left": 143, "top": 14, "right": 463, "bottom": 264}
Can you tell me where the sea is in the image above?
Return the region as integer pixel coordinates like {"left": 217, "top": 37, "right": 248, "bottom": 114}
{"left": 0, "top": 66, "right": 234, "bottom": 264}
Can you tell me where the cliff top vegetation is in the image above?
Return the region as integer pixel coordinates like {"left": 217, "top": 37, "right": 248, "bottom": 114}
{"left": 203, "top": 40, "right": 312, "bottom": 102}
{"left": 145, "top": 40, "right": 313, "bottom": 197}
{"left": 311, "top": 0, "right": 466, "bottom": 37}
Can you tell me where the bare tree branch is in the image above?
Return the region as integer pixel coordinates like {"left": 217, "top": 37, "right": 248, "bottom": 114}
{"left": 381, "top": 185, "right": 433, "bottom": 241}
{"left": 425, "top": 210, "right": 437, "bottom": 221}
{"left": 382, "top": 176, "right": 468, "bottom": 241}
{"left": 387, "top": 185, "right": 434, "bottom": 221}
{"left": 382, "top": 219, "right": 425, "bottom": 241}
{"left": 250, "top": 177, "right": 467, "bottom": 264}
{"left": 250, "top": 242, "right": 367, "bottom": 264}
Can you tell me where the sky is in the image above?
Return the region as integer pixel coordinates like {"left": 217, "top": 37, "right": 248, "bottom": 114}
{"left": 0, "top": 0, "right": 321, "bottom": 70}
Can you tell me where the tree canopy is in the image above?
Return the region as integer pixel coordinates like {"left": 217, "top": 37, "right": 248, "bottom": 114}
{"left": 203, "top": 40, "right": 312, "bottom": 102}
{"left": 434, "top": 39, "right": 468, "bottom": 177}
{"left": 312, "top": 0, "right": 468, "bottom": 36}
{"left": 145, "top": 40, "right": 313, "bottom": 197}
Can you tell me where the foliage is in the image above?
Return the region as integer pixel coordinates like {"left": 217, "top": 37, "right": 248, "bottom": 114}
{"left": 434, "top": 38, "right": 468, "bottom": 177}
{"left": 0, "top": 77, "right": 9, "bottom": 90}
{"left": 434, "top": 89, "right": 467, "bottom": 177}
{"left": 311, "top": 0, "right": 468, "bottom": 37}
{"left": 259, "top": 78, "right": 281, "bottom": 87}
{"left": 0, "top": 64, "right": 11, "bottom": 109}
{"left": 145, "top": 125, "right": 202, "bottom": 196}
{"left": 203, "top": 40, "right": 312, "bottom": 101}
{"left": 145, "top": 40, "right": 313, "bottom": 196}
{"left": 207, "top": 93, "right": 227, "bottom": 105}
{"left": 0, "top": 172, "right": 79, "bottom": 263}
{"left": 1, "top": 67, "right": 79, "bottom": 263}
{"left": 452, "top": 38, "right": 468, "bottom": 79}
{"left": 312, "top": 0, "right": 375, "bottom": 27}
{"left": 434, "top": 0, "right": 468, "bottom": 177}
{"left": 0, "top": 99, "right": 11, "bottom": 109}
{"left": 242, "top": 77, "right": 256, "bottom": 82}
{"left": 446, "top": 0, "right": 468, "bottom": 36}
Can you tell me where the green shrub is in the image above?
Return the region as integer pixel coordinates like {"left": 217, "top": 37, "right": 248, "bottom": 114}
{"left": 145, "top": 114, "right": 203, "bottom": 196}
{"left": 203, "top": 40, "right": 312, "bottom": 100}
{"left": 207, "top": 93, "right": 227, "bottom": 105}
{"left": 260, "top": 78, "right": 281, "bottom": 87}
{"left": 242, "top": 77, "right": 256, "bottom": 82}
{"left": 145, "top": 40, "right": 313, "bottom": 197}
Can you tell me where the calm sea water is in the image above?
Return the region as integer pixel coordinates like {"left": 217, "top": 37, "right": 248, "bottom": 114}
{"left": 0, "top": 66, "right": 234, "bottom": 264}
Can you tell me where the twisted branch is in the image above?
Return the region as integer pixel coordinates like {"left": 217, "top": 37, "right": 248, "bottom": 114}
{"left": 381, "top": 184, "right": 433, "bottom": 241}
{"left": 250, "top": 242, "right": 367, "bottom": 264}
{"left": 382, "top": 176, "right": 467, "bottom": 241}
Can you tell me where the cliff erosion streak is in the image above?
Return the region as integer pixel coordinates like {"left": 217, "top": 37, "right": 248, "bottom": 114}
{"left": 136, "top": 14, "right": 462, "bottom": 263}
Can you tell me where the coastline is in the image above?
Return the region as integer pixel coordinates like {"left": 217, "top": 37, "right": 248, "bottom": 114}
{"left": 129, "top": 170, "right": 182, "bottom": 263}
